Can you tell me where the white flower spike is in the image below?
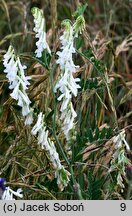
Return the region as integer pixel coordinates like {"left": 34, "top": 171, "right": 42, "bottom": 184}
{"left": 31, "top": 112, "right": 70, "bottom": 191}
{"left": 31, "top": 7, "right": 51, "bottom": 58}
{"left": 3, "top": 45, "right": 33, "bottom": 125}
{"left": 54, "top": 20, "right": 80, "bottom": 142}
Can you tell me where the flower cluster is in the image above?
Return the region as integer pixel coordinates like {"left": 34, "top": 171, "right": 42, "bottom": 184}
{"left": 54, "top": 20, "right": 81, "bottom": 142}
{"left": 31, "top": 112, "right": 70, "bottom": 191}
{"left": 73, "top": 15, "right": 85, "bottom": 37}
{"left": 2, "top": 7, "right": 86, "bottom": 195}
{"left": 31, "top": 7, "right": 51, "bottom": 58}
{"left": 3, "top": 45, "right": 33, "bottom": 125}
{"left": 109, "top": 130, "right": 130, "bottom": 191}
{"left": 0, "top": 178, "right": 23, "bottom": 200}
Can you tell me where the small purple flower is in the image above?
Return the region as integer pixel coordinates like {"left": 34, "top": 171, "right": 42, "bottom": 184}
{"left": 0, "top": 178, "right": 6, "bottom": 191}
{"left": 0, "top": 178, "right": 6, "bottom": 199}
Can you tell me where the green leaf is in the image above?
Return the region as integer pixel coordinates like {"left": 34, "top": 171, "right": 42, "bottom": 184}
{"left": 87, "top": 128, "right": 94, "bottom": 142}
{"left": 94, "top": 127, "right": 100, "bottom": 140}
{"left": 86, "top": 171, "right": 103, "bottom": 199}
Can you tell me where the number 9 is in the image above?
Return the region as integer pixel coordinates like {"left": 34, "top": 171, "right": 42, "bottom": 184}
{"left": 120, "top": 203, "right": 126, "bottom": 211}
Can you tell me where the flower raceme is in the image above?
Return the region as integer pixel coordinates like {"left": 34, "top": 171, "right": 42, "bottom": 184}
{"left": 31, "top": 112, "right": 70, "bottom": 191}
{"left": 0, "top": 178, "right": 23, "bottom": 200}
{"left": 3, "top": 45, "right": 33, "bottom": 125}
{"left": 54, "top": 18, "right": 85, "bottom": 142}
{"left": 31, "top": 7, "right": 51, "bottom": 58}
{"left": 109, "top": 130, "right": 130, "bottom": 190}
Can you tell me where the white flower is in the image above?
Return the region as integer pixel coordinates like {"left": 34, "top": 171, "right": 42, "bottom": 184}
{"left": 25, "top": 109, "right": 34, "bottom": 125}
{"left": 31, "top": 7, "right": 51, "bottom": 58}
{"left": 31, "top": 112, "right": 70, "bottom": 190}
{"left": 3, "top": 45, "right": 14, "bottom": 67}
{"left": 60, "top": 102, "right": 77, "bottom": 140}
{"left": 54, "top": 20, "right": 80, "bottom": 141}
{"left": 2, "top": 187, "right": 23, "bottom": 200}
{"left": 3, "top": 45, "right": 33, "bottom": 125}
{"left": 31, "top": 112, "right": 43, "bottom": 135}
